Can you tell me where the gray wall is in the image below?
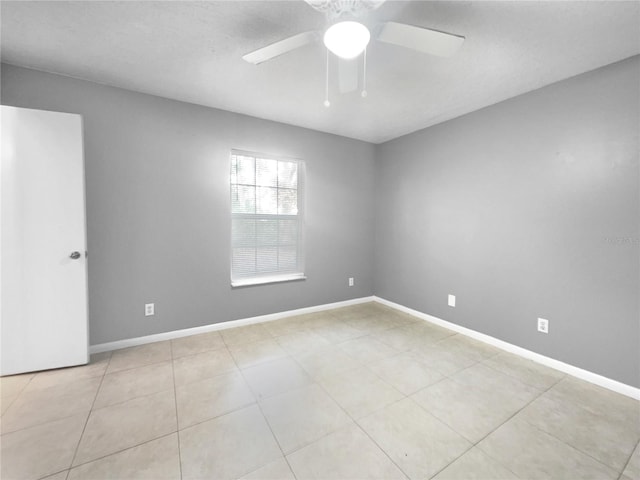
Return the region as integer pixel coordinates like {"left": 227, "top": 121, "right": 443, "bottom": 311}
{"left": 375, "top": 56, "right": 640, "bottom": 387}
{"left": 1, "top": 64, "right": 376, "bottom": 345}
{"left": 3, "top": 57, "right": 638, "bottom": 387}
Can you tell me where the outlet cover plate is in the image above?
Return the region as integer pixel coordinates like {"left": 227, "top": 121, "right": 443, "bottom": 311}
{"left": 537, "top": 317, "right": 549, "bottom": 333}
{"left": 145, "top": 303, "right": 155, "bottom": 316}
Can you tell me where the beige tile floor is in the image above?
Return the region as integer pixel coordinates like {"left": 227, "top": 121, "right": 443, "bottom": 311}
{"left": 1, "top": 302, "right": 639, "bottom": 480}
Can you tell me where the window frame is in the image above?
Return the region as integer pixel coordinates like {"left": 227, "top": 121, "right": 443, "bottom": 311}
{"left": 229, "top": 149, "right": 306, "bottom": 287}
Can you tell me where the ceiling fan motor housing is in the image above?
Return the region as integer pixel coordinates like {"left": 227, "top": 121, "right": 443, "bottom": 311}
{"left": 304, "top": 0, "right": 386, "bottom": 20}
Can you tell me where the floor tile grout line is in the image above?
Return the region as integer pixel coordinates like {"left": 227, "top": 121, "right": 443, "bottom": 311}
{"left": 171, "top": 349, "right": 258, "bottom": 429}
{"left": 0, "top": 396, "right": 99, "bottom": 437}
{"left": 3, "top": 368, "right": 106, "bottom": 406}
{"left": 88, "top": 384, "right": 176, "bottom": 413}
{"left": 541, "top": 375, "right": 635, "bottom": 423}
{"left": 1, "top": 367, "right": 104, "bottom": 430}
{"left": 0, "top": 396, "right": 20, "bottom": 423}
{"left": 105, "top": 337, "right": 176, "bottom": 371}
{"left": 267, "top": 405, "right": 350, "bottom": 458}
{"left": 419, "top": 414, "right": 524, "bottom": 480}
{"left": 355, "top": 351, "right": 425, "bottom": 394}
{"left": 342, "top": 362, "right": 422, "bottom": 479}
{"left": 424, "top": 444, "right": 477, "bottom": 480}
{"left": 0, "top": 389, "right": 23, "bottom": 417}
{"left": 239, "top": 352, "right": 309, "bottom": 376}
{"left": 177, "top": 399, "right": 259, "bottom": 432}
{"left": 494, "top": 409, "right": 625, "bottom": 475}
{"left": 507, "top": 376, "right": 638, "bottom": 474}
{"left": 618, "top": 439, "right": 639, "bottom": 479}
{"left": 219, "top": 323, "right": 273, "bottom": 349}
{"left": 17, "top": 371, "right": 36, "bottom": 396}
{"left": 351, "top": 404, "right": 415, "bottom": 480}
{"left": 169, "top": 340, "right": 184, "bottom": 480}
{"left": 230, "top": 344, "right": 299, "bottom": 480}
{"left": 228, "top": 345, "right": 290, "bottom": 370}
{"left": 513, "top": 403, "right": 637, "bottom": 474}
{"left": 166, "top": 342, "right": 228, "bottom": 360}
{"left": 71, "top": 341, "right": 182, "bottom": 470}
{"left": 403, "top": 362, "right": 553, "bottom": 480}
{"left": 287, "top": 348, "right": 412, "bottom": 479}
{"left": 470, "top": 378, "right": 587, "bottom": 478}
{"left": 254, "top": 395, "right": 300, "bottom": 480}
{"left": 479, "top": 356, "right": 566, "bottom": 391}
{"left": 35, "top": 468, "right": 69, "bottom": 480}
{"left": 171, "top": 347, "right": 227, "bottom": 361}
{"left": 272, "top": 353, "right": 362, "bottom": 457}
{"left": 96, "top": 355, "right": 173, "bottom": 386}
{"left": 471, "top": 370, "right": 555, "bottom": 446}
{"left": 35, "top": 467, "right": 68, "bottom": 480}
{"left": 67, "top": 351, "right": 113, "bottom": 475}
{"left": 105, "top": 356, "right": 173, "bottom": 376}
{"left": 444, "top": 358, "right": 553, "bottom": 394}
{"left": 368, "top": 342, "right": 454, "bottom": 381}
{"left": 62, "top": 431, "right": 179, "bottom": 473}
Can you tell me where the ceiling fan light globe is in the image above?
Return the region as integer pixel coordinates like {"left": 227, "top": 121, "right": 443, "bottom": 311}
{"left": 323, "top": 21, "right": 370, "bottom": 59}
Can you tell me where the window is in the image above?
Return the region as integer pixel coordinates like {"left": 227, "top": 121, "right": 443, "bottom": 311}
{"left": 230, "top": 150, "right": 305, "bottom": 286}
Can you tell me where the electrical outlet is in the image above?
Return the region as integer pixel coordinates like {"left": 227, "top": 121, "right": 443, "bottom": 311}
{"left": 448, "top": 294, "right": 456, "bottom": 307}
{"left": 348, "top": 277, "right": 354, "bottom": 287}
{"left": 145, "top": 303, "right": 155, "bottom": 316}
{"left": 537, "top": 317, "right": 549, "bottom": 334}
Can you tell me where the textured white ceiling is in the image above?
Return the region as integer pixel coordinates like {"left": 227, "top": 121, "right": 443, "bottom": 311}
{"left": 1, "top": 1, "right": 639, "bottom": 143}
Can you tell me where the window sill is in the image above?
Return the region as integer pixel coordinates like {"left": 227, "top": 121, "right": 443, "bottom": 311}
{"left": 231, "top": 274, "right": 307, "bottom": 288}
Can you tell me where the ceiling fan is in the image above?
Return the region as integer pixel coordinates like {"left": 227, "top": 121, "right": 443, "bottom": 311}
{"left": 242, "top": 0, "right": 465, "bottom": 104}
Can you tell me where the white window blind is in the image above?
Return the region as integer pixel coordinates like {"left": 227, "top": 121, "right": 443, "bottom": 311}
{"left": 230, "top": 151, "right": 305, "bottom": 286}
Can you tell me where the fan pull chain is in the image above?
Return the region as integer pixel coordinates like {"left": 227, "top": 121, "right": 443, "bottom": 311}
{"left": 361, "top": 46, "right": 368, "bottom": 98}
{"left": 323, "top": 48, "right": 330, "bottom": 107}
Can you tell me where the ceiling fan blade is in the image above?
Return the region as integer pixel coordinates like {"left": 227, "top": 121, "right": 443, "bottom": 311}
{"left": 377, "top": 22, "right": 464, "bottom": 57}
{"left": 242, "top": 31, "right": 317, "bottom": 65}
{"left": 338, "top": 58, "right": 359, "bottom": 93}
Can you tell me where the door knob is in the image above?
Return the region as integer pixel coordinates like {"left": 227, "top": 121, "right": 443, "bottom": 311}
{"left": 70, "top": 251, "right": 81, "bottom": 260}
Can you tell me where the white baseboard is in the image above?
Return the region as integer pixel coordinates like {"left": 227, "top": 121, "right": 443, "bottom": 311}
{"left": 374, "top": 296, "right": 640, "bottom": 400}
{"left": 90, "top": 296, "right": 375, "bottom": 354}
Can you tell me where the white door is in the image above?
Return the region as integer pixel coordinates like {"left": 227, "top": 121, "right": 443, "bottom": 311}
{"left": 1, "top": 105, "right": 88, "bottom": 376}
